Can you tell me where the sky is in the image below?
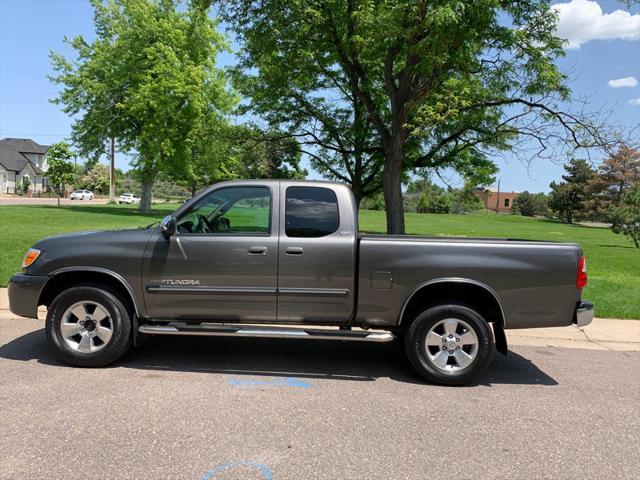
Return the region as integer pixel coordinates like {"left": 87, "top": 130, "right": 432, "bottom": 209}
{"left": 0, "top": 0, "right": 639, "bottom": 193}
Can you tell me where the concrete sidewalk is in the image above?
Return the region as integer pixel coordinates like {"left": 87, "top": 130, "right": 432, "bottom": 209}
{"left": 1, "top": 288, "right": 638, "bottom": 351}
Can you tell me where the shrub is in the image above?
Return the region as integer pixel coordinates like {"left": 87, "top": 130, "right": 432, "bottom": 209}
{"left": 514, "top": 191, "right": 548, "bottom": 216}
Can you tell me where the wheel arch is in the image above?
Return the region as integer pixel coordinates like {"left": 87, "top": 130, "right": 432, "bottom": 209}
{"left": 398, "top": 278, "right": 507, "bottom": 354}
{"left": 38, "top": 267, "right": 142, "bottom": 318}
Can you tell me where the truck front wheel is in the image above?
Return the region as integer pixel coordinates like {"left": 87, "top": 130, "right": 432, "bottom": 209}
{"left": 46, "top": 286, "right": 132, "bottom": 367}
{"left": 405, "top": 304, "right": 493, "bottom": 386}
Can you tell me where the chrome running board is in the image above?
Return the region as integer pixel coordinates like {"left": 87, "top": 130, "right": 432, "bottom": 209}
{"left": 138, "top": 323, "right": 395, "bottom": 343}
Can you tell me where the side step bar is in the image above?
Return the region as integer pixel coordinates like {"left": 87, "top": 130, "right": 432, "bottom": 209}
{"left": 138, "top": 323, "right": 395, "bottom": 343}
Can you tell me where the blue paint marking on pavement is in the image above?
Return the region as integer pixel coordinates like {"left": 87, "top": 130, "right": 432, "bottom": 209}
{"left": 227, "top": 376, "right": 312, "bottom": 388}
{"left": 201, "top": 461, "right": 273, "bottom": 480}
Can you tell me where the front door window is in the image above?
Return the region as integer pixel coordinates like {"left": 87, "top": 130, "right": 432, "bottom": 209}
{"left": 177, "top": 186, "right": 271, "bottom": 235}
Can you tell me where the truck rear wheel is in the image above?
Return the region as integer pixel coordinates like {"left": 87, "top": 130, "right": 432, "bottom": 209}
{"left": 46, "top": 286, "right": 132, "bottom": 367}
{"left": 405, "top": 304, "right": 493, "bottom": 386}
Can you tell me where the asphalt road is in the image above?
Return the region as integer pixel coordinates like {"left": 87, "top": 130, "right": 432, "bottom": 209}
{"left": 1, "top": 316, "right": 639, "bottom": 480}
{"left": 0, "top": 197, "right": 108, "bottom": 206}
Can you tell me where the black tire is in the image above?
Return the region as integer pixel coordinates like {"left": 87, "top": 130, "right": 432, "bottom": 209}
{"left": 404, "top": 304, "right": 493, "bottom": 386}
{"left": 46, "top": 286, "right": 132, "bottom": 367}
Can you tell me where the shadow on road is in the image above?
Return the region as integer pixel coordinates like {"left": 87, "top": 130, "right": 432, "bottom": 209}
{"left": 0, "top": 328, "right": 558, "bottom": 386}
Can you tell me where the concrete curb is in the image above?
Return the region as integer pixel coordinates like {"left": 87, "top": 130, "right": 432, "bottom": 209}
{"left": 506, "top": 320, "right": 640, "bottom": 351}
{"left": 1, "top": 288, "right": 638, "bottom": 351}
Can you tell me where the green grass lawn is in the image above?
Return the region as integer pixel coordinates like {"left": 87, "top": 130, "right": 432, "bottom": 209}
{"left": 1, "top": 204, "right": 638, "bottom": 318}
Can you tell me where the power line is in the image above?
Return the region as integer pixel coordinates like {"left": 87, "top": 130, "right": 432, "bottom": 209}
{"left": 0, "top": 132, "right": 69, "bottom": 137}
{"left": 0, "top": 100, "right": 53, "bottom": 104}
{"left": 0, "top": 83, "right": 52, "bottom": 88}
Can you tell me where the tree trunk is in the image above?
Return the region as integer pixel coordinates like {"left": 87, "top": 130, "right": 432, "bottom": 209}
{"left": 351, "top": 179, "right": 363, "bottom": 211}
{"left": 382, "top": 138, "right": 406, "bottom": 234}
{"left": 354, "top": 194, "right": 363, "bottom": 211}
{"left": 139, "top": 180, "right": 153, "bottom": 213}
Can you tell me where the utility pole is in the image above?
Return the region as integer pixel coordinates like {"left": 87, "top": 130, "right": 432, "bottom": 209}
{"left": 495, "top": 179, "right": 501, "bottom": 212}
{"left": 109, "top": 137, "right": 115, "bottom": 203}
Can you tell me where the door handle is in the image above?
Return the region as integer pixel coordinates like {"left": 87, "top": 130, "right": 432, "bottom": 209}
{"left": 248, "top": 246, "right": 268, "bottom": 255}
{"left": 285, "top": 247, "right": 304, "bottom": 255}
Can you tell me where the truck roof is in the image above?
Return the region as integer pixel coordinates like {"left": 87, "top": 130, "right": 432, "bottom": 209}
{"left": 210, "top": 179, "right": 347, "bottom": 188}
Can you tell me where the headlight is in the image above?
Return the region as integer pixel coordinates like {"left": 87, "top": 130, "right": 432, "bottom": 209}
{"left": 22, "top": 248, "right": 41, "bottom": 268}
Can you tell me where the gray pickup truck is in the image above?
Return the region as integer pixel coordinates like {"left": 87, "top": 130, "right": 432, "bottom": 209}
{"left": 8, "top": 180, "right": 594, "bottom": 385}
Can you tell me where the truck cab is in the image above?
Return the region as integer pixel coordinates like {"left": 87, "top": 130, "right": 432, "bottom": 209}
{"left": 142, "top": 180, "right": 358, "bottom": 324}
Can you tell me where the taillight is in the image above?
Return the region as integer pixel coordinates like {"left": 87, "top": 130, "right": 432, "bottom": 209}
{"left": 576, "top": 255, "right": 588, "bottom": 289}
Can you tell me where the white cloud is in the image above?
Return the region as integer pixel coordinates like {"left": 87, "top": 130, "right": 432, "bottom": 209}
{"left": 608, "top": 76, "right": 639, "bottom": 88}
{"left": 629, "top": 98, "right": 640, "bottom": 106}
{"left": 552, "top": 0, "right": 640, "bottom": 49}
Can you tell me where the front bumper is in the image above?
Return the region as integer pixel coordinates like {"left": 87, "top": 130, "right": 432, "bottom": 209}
{"left": 7, "top": 273, "right": 49, "bottom": 319}
{"left": 574, "top": 301, "right": 595, "bottom": 327}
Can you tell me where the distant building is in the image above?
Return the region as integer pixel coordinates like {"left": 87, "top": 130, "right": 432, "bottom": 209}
{"left": 474, "top": 187, "right": 519, "bottom": 213}
{"left": 0, "top": 138, "right": 50, "bottom": 194}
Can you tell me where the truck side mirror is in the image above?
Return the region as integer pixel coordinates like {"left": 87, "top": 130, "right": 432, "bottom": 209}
{"left": 161, "top": 215, "right": 177, "bottom": 238}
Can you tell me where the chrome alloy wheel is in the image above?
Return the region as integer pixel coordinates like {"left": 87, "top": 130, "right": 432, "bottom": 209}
{"left": 425, "top": 318, "right": 479, "bottom": 373}
{"left": 60, "top": 301, "right": 113, "bottom": 353}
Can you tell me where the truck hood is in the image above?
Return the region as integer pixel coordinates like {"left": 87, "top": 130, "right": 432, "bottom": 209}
{"left": 33, "top": 227, "right": 155, "bottom": 248}
{"left": 29, "top": 227, "right": 158, "bottom": 276}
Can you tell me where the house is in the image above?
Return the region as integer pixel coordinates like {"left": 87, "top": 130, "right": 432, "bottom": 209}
{"left": 474, "top": 187, "right": 519, "bottom": 213}
{"left": 0, "top": 138, "right": 49, "bottom": 194}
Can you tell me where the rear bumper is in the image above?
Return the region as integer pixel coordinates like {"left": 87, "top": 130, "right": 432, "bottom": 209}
{"left": 574, "top": 301, "right": 595, "bottom": 327}
{"left": 7, "top": 273, "right": 48, "bottom": 319}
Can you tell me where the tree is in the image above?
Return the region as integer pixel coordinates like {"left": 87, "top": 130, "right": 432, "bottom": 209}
{"left": 513, "top": 191, "right": 536, "bottom": 217}
{"left": 416, "top": 183, "right": 450, "bottom": 214}
{"left": 237, "top": 129, "right": 307, "bottom": 180}
{"left": 588, "top": 145, "right": 640, "bottom": 220}
{"left": 549, "top": 159, "right": 595, "bottom": 223}
{"left": 217, "top": 0, "right": 611, "bottom": 233}
{"left": 185, "top": 121, "right": 307, "bottom": 195}
{"left": 230, "top": 42, "right": 384, "bottom": 206}
{"left": 51, "top": 0, "right": 234, "bottom": 212}
{"left": 611, "top": 184, "right": 640, "bottom": 248}
{"left": 79, "top": 163, "right": 110, "bottom": 194}
{"left": 17, "top": 177, "right": 31, "bottom": 196}
{"left": 414, "top": 182, "right": 481, "bottom": 214}
{"left": 46, "top": 142, "right": 76, "bottom": 206}
{"left": 513, "top": 191, "right": 548, "bottom": 217}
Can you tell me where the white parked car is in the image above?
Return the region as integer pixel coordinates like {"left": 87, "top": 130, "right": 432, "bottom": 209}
{"left": 118, "top": 193, "right": 140, "bottom": 204}
{"left": 69, "top": 189, "right": 94, "bottom": 200}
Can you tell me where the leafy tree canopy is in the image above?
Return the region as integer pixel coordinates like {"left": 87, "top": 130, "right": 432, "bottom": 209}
{"left": 78, "top": 162, "right": 110, "bottom": 194}
{"left": 215, "top": 0, "right": 610, "bottom": 233}
{"left": 185, "top": 119, "right": 307, "bottom": 193}
{"left": 51, "top": 0, "right": 235, "bottom": 211}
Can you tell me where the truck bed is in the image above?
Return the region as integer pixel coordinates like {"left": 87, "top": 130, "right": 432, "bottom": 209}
{"left": 356, "top": 234, "right": 583, "bottom": 329}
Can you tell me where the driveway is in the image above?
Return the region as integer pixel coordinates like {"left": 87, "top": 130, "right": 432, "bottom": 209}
{"left": 0, "top": 197, "right": 108, "bottom": 206}
{"left": 1, "top": 306, "right": 638, "bottom": 479}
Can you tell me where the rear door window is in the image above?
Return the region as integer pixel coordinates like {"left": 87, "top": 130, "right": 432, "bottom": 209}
{"left": 285, "top": 186, "right": 339, "bottom": 238}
